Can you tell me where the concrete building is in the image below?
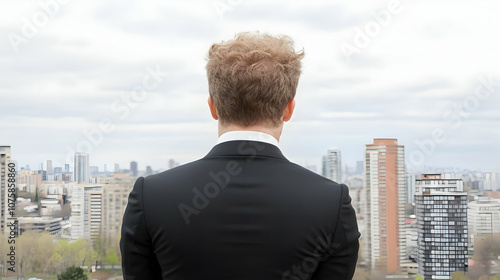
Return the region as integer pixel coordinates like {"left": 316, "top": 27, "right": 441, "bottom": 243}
{"left": 101, "top": 174, "right": 135, "bottom": 246}
{"left": 322, "top": 147, "right": 342, "bottom": 183}
{"left": 363, "top": 138, "right": 407, "bottom": 273}
{"left": 407, "top": 173, "right": 416, "bottom": 204}
{"left": 18, "top": 216, "right": 63, "bottom": 236}
{"left": 1, "top": 146, "right": 12, "bottom": 235}
{"left": 46, "top": 159, "right": 54, "bottom": 182}
{"left": 17, "top": 170, "right": 42, "bottom": 193}
{"left": 130, "top": 161, "right": 138, "bottom": 177}
{"left": 468, "top": 198, "right": 500, "bottom": 247}
{"left": 74, "top": 152, "right": 90, "bottom": 184}
{"left": 69, "top": 184, "right": 102, "bottom": 242}
{"left": 415, "top": 174, "right": 468, "bottom": 280}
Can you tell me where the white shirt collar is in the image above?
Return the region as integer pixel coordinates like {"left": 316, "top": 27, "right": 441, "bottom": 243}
{"left": 216, "top": 131, "right": 280, "bottom": 148}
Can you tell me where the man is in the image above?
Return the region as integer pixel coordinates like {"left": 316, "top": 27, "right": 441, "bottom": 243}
{"left": 120, "top": 32, "right": 360, "bottom": 280}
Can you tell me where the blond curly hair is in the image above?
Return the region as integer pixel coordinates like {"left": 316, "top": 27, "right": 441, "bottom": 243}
{"left": 206, "top": 32, "right": 305, "bottom": 127}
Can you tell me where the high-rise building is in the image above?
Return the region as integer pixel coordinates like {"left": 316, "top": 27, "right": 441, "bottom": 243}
{"left": 363, "top": 138, "right": 407, "bottom": 273}
{"left": 101, "top": 173, "right": 135, "bottom": 247}
{"left": 130, "top": 161, "right": 138, "bottom": 177}
{"left": 1, "top": 146, "right": 12, "bottom": 235}
{"left": 468, "top": 198, "right": 500, "bottom": 247}
{"left": 146, "top": 166, "right": 153, "bottom": 176}
{"left": 114, "top": 163, "right": 119, "bottom": 173}
{"left": 406, "top": 173, "right": 416, "bottom": 204}
{"left": 415, "top": 174, "right": 468, "bottom": 279}
{"left": 322, "top": 147, "right": 342, "bottom": 183}
{"left": 69, "top": 184, "right": 102, "bottom": 241}
{"left": 74, "top": 153, "right": 89, "bottom": 184}
{"left": 46, "top": 160, "right": 53, "bottom": 175}
{"left": 46, "top": 160, "right": 54, "bottom": 182}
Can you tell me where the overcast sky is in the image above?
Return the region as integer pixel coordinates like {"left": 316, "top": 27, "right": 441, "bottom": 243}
{"left": 1, "top": 0, "right": 499, "bottom": 174}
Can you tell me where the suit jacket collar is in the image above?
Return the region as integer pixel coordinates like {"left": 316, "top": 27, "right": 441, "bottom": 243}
{"left": 204, "top": 140, "right": 288, "bottom": 161}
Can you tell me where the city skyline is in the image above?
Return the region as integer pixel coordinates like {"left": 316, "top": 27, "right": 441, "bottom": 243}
{"left": 2, "top": 0, "right": 500, "bottom": 173}
{"left": 5, "top": 140, "right": 500, "bottom": 177}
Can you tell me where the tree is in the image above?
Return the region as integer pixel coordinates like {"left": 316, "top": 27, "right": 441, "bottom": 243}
{"left": 104, "top": 251, "right": 120, "bottom": 270}
{"left": 452, "top": 271, "right": 468, "bottom": 280}
{"left": 57, "top": 266, "right": 87, "bottom": 280}
{"left": 470, "top": 234, "right": 500, "bottom": 279}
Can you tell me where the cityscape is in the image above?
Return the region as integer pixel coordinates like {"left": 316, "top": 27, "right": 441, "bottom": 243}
{"left": 2, "top": 1, "right": 500, "bottom": 279}
{"left": 1, "top": 140, "right": 500, "bottom": 279}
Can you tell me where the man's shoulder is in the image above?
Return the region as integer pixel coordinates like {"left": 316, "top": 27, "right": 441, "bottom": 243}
{"left": 286, "top": 161, "right": 344, "bottom": 187}
{"left": 143, "top": 159, "right": 205, "bottom": 182}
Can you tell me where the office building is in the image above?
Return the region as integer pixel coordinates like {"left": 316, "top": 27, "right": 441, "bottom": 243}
{"left": 363, "top": 139, "right": 407, "bottom": 273}
{"left": 1, "top": 146, "right": 11, "bottom": 235}
{"left": 406, "top": 173, "right": 416, "bottom": 204}
{"left": 468, "top": 198, "right": 500, "bottom": 246}
{"left": 130, "top": 161, "right": 138, "bottom": 177}
{"left": 74, "top": 152, "right": 89, "bottom": 184}
{"left": 415, "top": 174, "right": 468, "bottom": 279}
{"left": 322, "top": 147, "right": 342, "bottom": 183}
{"left": 46, "top": 160, "right": 54, "bottom": 182}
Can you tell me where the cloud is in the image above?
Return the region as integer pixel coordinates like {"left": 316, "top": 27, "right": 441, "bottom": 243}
{"left": 1, "top": 0, "right": 499, "bottom": 172}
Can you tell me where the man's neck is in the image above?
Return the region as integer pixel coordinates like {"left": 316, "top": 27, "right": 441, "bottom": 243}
{"left": 218, "top": 122, "right": 284, "bottom": 142}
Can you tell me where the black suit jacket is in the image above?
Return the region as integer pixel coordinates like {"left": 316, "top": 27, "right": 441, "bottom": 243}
{"left": 120, "top": 140, "right": 360, "bottom": 279}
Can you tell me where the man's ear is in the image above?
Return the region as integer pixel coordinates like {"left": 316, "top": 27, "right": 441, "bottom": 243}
{"left": 283, "top": 99, "right": 295, "bottom": 122}
{"left": 208, "top": 96, "right": 219, "bottom": 120}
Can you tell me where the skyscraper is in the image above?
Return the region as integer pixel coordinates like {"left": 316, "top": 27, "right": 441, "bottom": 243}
{"left": 415, "top": 174, "right": 468, "bottom": 279}
{"left": 363, "top": 138, "right": 407, "bottom": 273}
{"left": 130, "top": 161, "right": 138, "bottom": 177}
{"left": 322, "top": 147, "right": 342, "bottom": 183}
{"left": 74, "top": 152, "right": 89, "bottom": 184}
{"left": 406, "top": 173, "right": 416, "bottom": 204}
{"left": 46, "top": 159, "right": 54, "bottom": 182}
{"left": 1, "top": 146, "right": 11, "bottom": 235}
{"left": 46, "top": 160, "right": 53, "bottom": 175}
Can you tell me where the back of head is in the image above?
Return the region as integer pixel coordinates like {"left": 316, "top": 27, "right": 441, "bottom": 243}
{"left": 206, "top": 32, "right": 304, "bottom": 127}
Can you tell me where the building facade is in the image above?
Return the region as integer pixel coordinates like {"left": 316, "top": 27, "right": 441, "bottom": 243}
{"left": 18, "top": 217, "right": 63, "bottom": 236}
{"left": 69, "top": 184, "right": 102, "bottom": 242}
{"left": 74, "top": 152, "right": 89, "bottom": 184}
{"left": 1, "top": 146, "right": 12, "bottom": 235}
{"left": 130, "top": 161, "right": 138, "bottom": 177}
{"left": 468, "top": 198, "right": 500, "bottom": 247}
{"left": 322, "top": 147, "right": 342, "bottom": 183}
{"left": 415, "top": 174, "right": 468, "bottom": 279}
{"left": 363, "top": 138, "right": 407, "bottom": 273}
